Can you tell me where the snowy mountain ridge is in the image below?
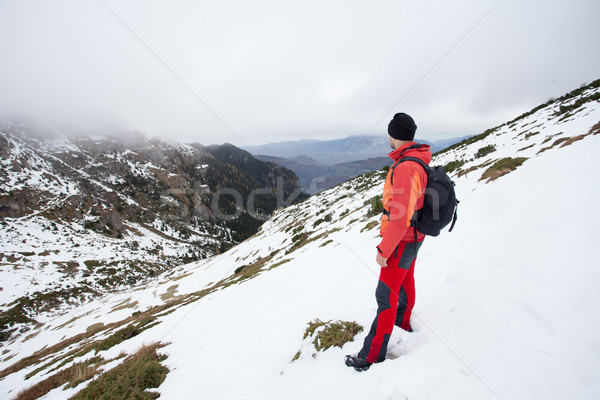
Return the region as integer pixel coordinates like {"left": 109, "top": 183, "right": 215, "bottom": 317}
{"left": 0, "top": 127, "right": 302, "bottom": 342}
{"left": 1, "top": 79, "right": 600, "bottom": 399}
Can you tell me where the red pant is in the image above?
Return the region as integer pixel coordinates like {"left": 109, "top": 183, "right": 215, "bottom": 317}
{"left": 358, "top": 241, "right": 422, "bottom": 363}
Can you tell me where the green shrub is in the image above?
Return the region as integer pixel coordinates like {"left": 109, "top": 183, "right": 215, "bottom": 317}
{"left": 291, "top": 232, "right": 304, "bottom": 243}
{"left": 313, "top": 214, "right": 333, "bottom": 228}
{"left": 304, "top": 319, "right": 363, "bottom": 351}
{"left": 475, "top": 145, "right": 496, "bottom": 158}
{"left": 15, "top": 357, "right": 105, "bottom": 400}
{"left": 480, "top": 157, "right": 527, "bottom": 182}
{"left": 444, "top": 159, "right": 465, "bottom": 173}
{"left": 364, "top": 196, "right": 383, "bottom": 218}
{"left": 70, "top": 343, "right": 169, "bottom": 400}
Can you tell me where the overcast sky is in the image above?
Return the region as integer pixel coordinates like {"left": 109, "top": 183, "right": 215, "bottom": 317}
{"left": 0, "top": 0, "right": 598, "bottom": 146}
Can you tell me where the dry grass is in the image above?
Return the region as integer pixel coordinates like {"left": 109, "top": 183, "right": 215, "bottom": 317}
{"left": 70, "top": 342, "right": 169, "bottom": 400}
{"left": 86, "top": 323, "right": 104, "bottom": 333}
{"left": 160, "top": 285, "right": 179, "bottom": 302}
{"left": 15, "top": 357, "right": 104, "bottom": 400}
{"left": 589, "top": 121, "right": 600, "bottom": 135}
{"left": 109, "top": 298, "right": 139, "bottom": 314}
{"left": 361, "top": 221, "right": 378, "bottom": 233}
{"left": 456, "top": 159, "right": 496, "bottom": 178}
{"left": 537, "top": 134, "right": 586, "bottom": 154}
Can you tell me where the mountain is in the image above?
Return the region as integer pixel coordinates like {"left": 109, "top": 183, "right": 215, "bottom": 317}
{"left": 243, "top": 135, "right": 471, "bottom": 166}
{"left": 1, "top": 79, "right": 599, "bottom": 399}
{"left": 255, "top": 154, "right": 391, "bottom": 194}
{"left": 0, "top": 128, "right": 304, "bottom": 341}
{"left": 247, "top": 135, "right": 470, "bottom": 193}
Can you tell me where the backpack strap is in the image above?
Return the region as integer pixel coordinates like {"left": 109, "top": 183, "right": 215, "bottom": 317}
{"left": 389, "top": 154, "right": 430, "bottom": 249}
{"left": 389, "top": 145, "right": 426, "bottom": 185}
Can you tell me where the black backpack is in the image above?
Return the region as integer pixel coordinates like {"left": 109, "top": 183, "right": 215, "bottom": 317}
{"left": 391, "top": 156, "right": 458, "bottom": 241}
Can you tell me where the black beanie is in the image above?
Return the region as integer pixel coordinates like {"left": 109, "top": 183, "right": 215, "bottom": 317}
{"left": 388, "top": 113, "right": 417, "bottom": 141}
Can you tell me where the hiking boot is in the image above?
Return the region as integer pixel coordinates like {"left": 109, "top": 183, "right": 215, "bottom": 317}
{"left": 345, "top": 354, "right": 372, "bottom": 371}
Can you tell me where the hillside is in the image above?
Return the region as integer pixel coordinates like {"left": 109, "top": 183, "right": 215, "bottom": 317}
{"left": 1, "top": 80, "right": 599, "bottom": 399}
{"left": 0, "top": 128, "right": 303, "bottom": 342}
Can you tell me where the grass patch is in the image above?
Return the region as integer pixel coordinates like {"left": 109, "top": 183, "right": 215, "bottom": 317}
{"left": 517, "top": 144, "right": 535, "bottom": 152}
{"left": 480, "top": 157, "right": 528, "bottom": 182}
{"left": 227, "top": 252, "right": 280, "bottom": 286}
{"left": 3, "top": 282, "right": 219, "bottom": 382}
{"left": 557, "top": 135, "right": 585, "bottom": 147}
{"left": 23, "top": 317, "right": 161, "bottom": 380}
{"left": 86, "top": 323, "right": 105, "bottom": 333}
{"left": 456, "top": 159, "right": 495, "bottom": 178}
{"left": 268, "top": 259, "right": 292, "bottom": 270}
{"left": 303, "top": 319, "right": 363, "bottom": 351}
{"left": 160, "top": 285, "right": 180, "bottom": 302}
{"left": 0, "top": 286, "right": 99, "bottom": 342}
{"left": 588, "top": 121, "right": 600, "bottom": 135}
{"left": 93, "top": 317, "right": 159, "bottom": 354}
{"left": 110, "top": 298, "right": 139, "bottom": 314}
{"left": 15, "top": 356, "right": 106, "bottom": 400}
{"left": 361, "top": 221, "right": 379, "bottom": 233}
{"left": 319, "top": 239, "right": 334, "bottom": 248}
{"left": 286, "top": 229, "right": 335, "bottom": 255}
{"left": 537, "top": 135, "right": 585, "bottom": 154}
{"left": 525, "top": 131, "right": 540, "bottom": 139}
{"left": 70, "top": 342, "right": 169, "bottom": 400}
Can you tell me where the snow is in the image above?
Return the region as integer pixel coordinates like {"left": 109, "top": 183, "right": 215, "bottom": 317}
{"left": 141, "top": 131, "right": 600, "bottom": 400}
{"left": 1, "top": 88, "right": 600, "bottom": 399}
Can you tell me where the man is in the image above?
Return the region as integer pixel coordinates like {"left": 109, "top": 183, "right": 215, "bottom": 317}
{"left": 345, "top": 112, "right": 431, "bottom": 371}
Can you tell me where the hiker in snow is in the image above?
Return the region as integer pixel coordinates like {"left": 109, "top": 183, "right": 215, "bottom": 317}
{"left": 346, "top": 112, "right": 431, "bottom": 371}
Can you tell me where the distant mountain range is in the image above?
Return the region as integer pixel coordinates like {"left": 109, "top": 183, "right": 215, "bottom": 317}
{"left": 255, "top": 154, "right": 389, "bottom": 194}
{"left": 247, "top": 135, "right": 471, "bottom": 193}
{"left": 242, "top": 135, "right": 471, "bottom": 166}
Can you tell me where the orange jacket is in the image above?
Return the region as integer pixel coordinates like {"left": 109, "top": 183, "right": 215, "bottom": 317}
{"left": 377, "top": 142, "right": 432, "bottom": 259}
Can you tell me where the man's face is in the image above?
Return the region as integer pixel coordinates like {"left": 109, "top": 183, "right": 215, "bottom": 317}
{"left": 388, "top": 135, "right": 395, "bottom": 150}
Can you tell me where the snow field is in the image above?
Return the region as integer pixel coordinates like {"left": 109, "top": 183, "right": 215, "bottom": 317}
{"left": 1, "top": 87, "right": 600, "bottom": 399}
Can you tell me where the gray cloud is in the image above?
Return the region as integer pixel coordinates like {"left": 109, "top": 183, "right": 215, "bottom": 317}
{"left": 0, "top": 0, "right": 598, "bottom": 146}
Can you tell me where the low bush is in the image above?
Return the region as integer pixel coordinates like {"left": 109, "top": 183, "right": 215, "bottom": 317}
{"left": 15, "top": 357, "right": 105, "bottom": 400}
{"left": 70, "top": 343, "right": 169, "bottom": 400}
{"left": 480, "top": 157, "right": 527, "bottom": 182}
{"left": 475, "top": 144, "right": 496, "bottom": 158}
{"left": 304, "top": 319, "right": 363, "bottom": 352}
{"left": 364, "top": 196, "right": 383, "bottom": 218}
{"left": 444, "top": 159, "right": 465, "bottom": 173}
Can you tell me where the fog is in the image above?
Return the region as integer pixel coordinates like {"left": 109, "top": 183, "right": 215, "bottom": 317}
{"left": 0, "top": 0, "right": 598, "bottom": 146}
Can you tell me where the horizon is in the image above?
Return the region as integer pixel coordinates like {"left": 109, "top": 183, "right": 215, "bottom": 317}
{"left": 1, "top": 1, "right": 598, "bottom": 147}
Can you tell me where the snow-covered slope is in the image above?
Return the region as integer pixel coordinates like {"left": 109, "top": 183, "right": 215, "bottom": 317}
{"left": 1, "top": 81, "right": 599, "bottom": 399}
{"left": 0, "top": 127, "right": 302, "bottom": 342}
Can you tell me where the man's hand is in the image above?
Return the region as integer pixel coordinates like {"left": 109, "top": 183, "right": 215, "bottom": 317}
{"left": 376, "top": 252, "right": 388, "bottom": 268}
